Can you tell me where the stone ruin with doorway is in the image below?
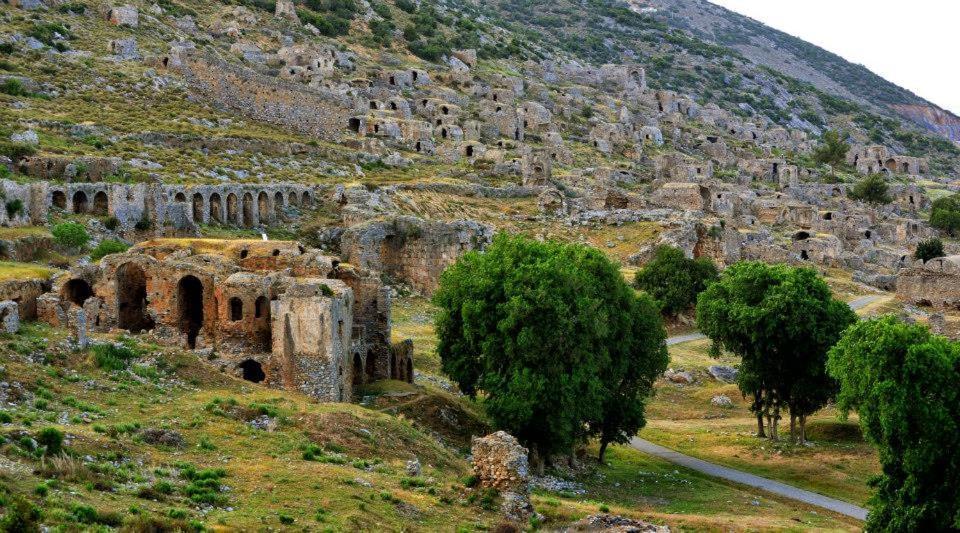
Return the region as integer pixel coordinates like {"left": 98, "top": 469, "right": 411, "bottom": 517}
{"left": 35, "top": 239, "right": 412, "bottom": 402}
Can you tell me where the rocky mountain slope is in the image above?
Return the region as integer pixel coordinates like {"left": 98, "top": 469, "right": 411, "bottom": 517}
{"left": 652, "top": 0, "right": 960, "bottom": 144}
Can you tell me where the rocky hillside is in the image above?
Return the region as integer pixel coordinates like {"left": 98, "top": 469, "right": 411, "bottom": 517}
{"left": 652, "top": 0, "right": 960, "bottom": 144}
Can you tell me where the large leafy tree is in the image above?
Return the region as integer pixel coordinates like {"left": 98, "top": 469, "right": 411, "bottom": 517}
{"left": 930, "top": 193, "right": 960, "bottom": 236}
{"left": 696, "top": 262, "right": 856, "bottom": 441}
{"left": 434, "top": 234, "right": 667, "bottom": 466}
{"left": 633, "top": 246, "right": 718, "bottom": 317}
{"left": 828, "top": 316, "right": 960, "bottom": 531}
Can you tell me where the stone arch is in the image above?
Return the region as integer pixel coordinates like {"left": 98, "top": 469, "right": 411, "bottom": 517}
{"left": 227, "top": 193, "right": 239, "bottom": 224}
{"left": 301, "top": 191, "right": 311, "bottom": 207}
{"left": 116, "top": 262, "right": 154, "bottom": 333}
{"left": 229, "top": 297, "right": 243, "bottom": 321}
{"left": 192, "top": 193, "right": 204, "bottom": 223}
{"left": 800, "top": 250, "right": 809, "bottom": 260}
{"left": 254, "top": 296, "right": 268, "bottom": 319}
{"left": 92, "top": 191, "right": 109, "bottom": 216}
{"left": 288, "top": 191, "right": 299, "bottom": 206}
{"left": 242, "top": 192, "right": 254, "bottom": 227}
{"left": 174, "top": 192, "right": 187, "bottom": 202}
{"left": 63, "top": 279, "right": 92, "bottom": 306}
{"left": 52, "top": 191, "right": 66, "bottom": 210}
{"left": 238, "top": 359, "right": 265, "bottom": 383}
{"left": 209, "top": 193, "right": 223, "bottom": 223}
{"left": 348, "top": 117, "right": 361, "bottom": 133}
{"left": 257, "top": 191, "right": 270, "bottom": 223}
{"left": 793, "top": 231, "right": 810, "bottom": 241}
{"left": 352, "top": 352, "right": 363, "bottom": 386}
{"left": 72, "top": 191, "right": 89, "bottom": 214}
{"left": 365, "top": 349, "right": 375, "bottom": 380}
{"left": 177, "top": 275, "right": 204, "bottom": 349}
{"left": 465, "top": 145, "right": 474, "bottom": 157}
{"left": 273, "top": 192, "right": 284, "bottom": 218}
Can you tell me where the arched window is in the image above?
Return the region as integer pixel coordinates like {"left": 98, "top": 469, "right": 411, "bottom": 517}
{"left": 229, "top": 297, "right": 243, "bottom": 321}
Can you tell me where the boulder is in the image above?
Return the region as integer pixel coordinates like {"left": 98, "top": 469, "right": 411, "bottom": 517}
{"left": 472, "top": 431, "right": 532, "bottom": 523}
{"left": 0, "top": 301, "right": 20, "bottom": 334}
{"left": 108, "top": 5, "right": 139, "bottom": 27}
{"left": 563, "top": 513, "right": 670, "bottom": 532}
{"left": 707, "top": 365, "right": 738, "bottom": 383}
{"left": 710, "top": 395, "right": 733, "bottom": 408}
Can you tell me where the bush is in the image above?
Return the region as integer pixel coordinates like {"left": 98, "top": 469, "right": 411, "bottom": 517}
{"left": 52, "top": 222, "right": 89, "bottom": 250}
{"left": 634, "top": 246, "right": 718, "bottom": 316}
{"left": 930, "top": 194, "right": 960, "bottom": 236}
{"left": 103, "top": 216, "right": 120, "bottom": 231}
{"left": 395, "top": 0, "right": 416, "bottom": 13}
{"left": 5, "top": 199, "right": 23, "bottom": 219}
{"left": 0, "top": 141, "right": 38, "bottom": 161}
{"left": 914, "top": 238, "right": 945, "bottom": 263}
{"left": 812, "top": 130, "right": 849, "bottom": 167}
{"left": 90, "top": 239, "right": 130, "bottom": 261}
{"left": 0, "top": 495, "right": 41, "bottom": 532}
{"left": 92, "top": 343, "right": 138, "bottom": 371}
{"left": 848, "top": 174, "right": 891, "bottom": 205}
{"left": 0, "top": 78, "right": 29, "bottom": 97}
{"left": 36, "top": 427, "right": 64, "bottom": 455}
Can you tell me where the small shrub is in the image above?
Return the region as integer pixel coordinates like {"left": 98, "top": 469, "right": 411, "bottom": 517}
{"left": 0, "top": 78, "right": 29, "bottom": 97}
{"left": 278, "top": 513, "right": 295, "bottom": 525}
{"left": 5, "top": 199, "right": 23, "bottom": 219}
{"left": 914, "top": 238, "right": 945, "bottom": 263}
{"left": 103, "top": 216, "right": 120, "bottom": 231}
{"left": 92, "top": 343, "right": 138, "bottom": 371}
{"left": 930, "top": 194, "right": 960, "bottom": 236}
{"left": 461, "top": 474, "right": 478, "bottom": 488}
{"left": 90, "top": 239, "right": 130, "bottom": 261}
{"left": 36, "top": 427, "right": 64, "bottom": 455}
{"left": 395, "top": 0, "right": 416, "bottom": 12}
{"left": 598, "top": 503, "right": 610, "bottom": 512}
{"left": 848, "top": 174, "right": 891, "bottom": 205}
{"left": 134, "top": 214, "right": 152, "bottom": 231}
{"left": 0, "top": 411, "right": 12, "bottom": 423}
{"left": 0, "top": 141, "right": 38, "bottom": 161}
{"left": 70, "top": 503, "right": 98, "bottom": 524}
{"left": 52, "top": 222, "right": 89, "bottom": 250}
{"left": 0, "top": 495, "right": 41, "bottom": 532}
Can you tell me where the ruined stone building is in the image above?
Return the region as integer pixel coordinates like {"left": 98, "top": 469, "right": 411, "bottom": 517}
{"left": 897, "top": 255, "right": 960, "bottom": 310}
{"left": 37, "top": 239, "right": 412, "bottom": 402}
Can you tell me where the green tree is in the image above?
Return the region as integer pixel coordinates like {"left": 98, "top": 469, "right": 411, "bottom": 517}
{"left": 51, "top": 222, "right": 89, "bottom": 251}
{"left": 696, "top": 262, "right": 856, "bottom": 441}
{"left": 930, "top": 194, "right": 960, "bottom": 236}
{"left": 90, "top": 239, "right": 130, "bottom": 261}
{"left": 633, "top": 246, "right": 718, "bottom": 316}
{"left": 914, "top": 238, "right": 945, "bottom": 263}
{"left": 827, "top": 316, "right": 960, "bottom": 531}
{"left": 848, "top": 174, "right": 891, "bottom": 205}
{"left": 434, "top": 235, "right": 667, "bottom": 467}
{"left": 812, "top": 129, "right": 850, "bottom": 167}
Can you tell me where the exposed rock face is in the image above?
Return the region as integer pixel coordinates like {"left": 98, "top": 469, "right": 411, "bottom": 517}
{"left": 563, "top": 513, "right": 669, "bottom": 532}
{"left": 471, "top": 431, "right": 532, "bottom": 523}
{"left": 0, "top": 301, "right": 20, "bottom": 334}
{"left": 339, "top": 216, "right": 494, "bottom": 295}
{"left": 107, "top": 5, "right": 139, "bottom": 27}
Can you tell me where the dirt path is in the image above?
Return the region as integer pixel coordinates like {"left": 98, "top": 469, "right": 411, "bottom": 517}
{"left": 629, "top": 437, "right": 869, "bottom": 520}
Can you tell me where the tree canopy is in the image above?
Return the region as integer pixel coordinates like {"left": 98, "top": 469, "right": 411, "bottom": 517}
{"left": 914, "top": 238, "right": 944, "bottom": 263}
{"left": 633, "top": 246, "right": 718, "bottom": 316}
{"left": 930, "top": 193, "right": 960, "bottom": 236}
{"left": 827, "top": 316, "right": 960, "bottom": 531}
{"left": 813, "top": 129, "right": 850, "bottom": 168}
{"left": 848, "top": 174, "right": 891, "bottom": 205}
{"left": 696, "top": 261, "right": 856, "bottom": 441}
{"left": 433, "top": 234, "right": 668, "bottom": 463}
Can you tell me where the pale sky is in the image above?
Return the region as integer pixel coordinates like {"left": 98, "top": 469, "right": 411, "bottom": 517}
{"left": 707, "top": 0, "right": 960, "bottom": 115}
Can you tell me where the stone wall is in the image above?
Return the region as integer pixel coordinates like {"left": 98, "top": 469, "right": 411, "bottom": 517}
{"left": 339, "top": 216, "right": 494, "bottom": 295}
{"left": 897, "top": 256, "right": 960, "bottom": 309}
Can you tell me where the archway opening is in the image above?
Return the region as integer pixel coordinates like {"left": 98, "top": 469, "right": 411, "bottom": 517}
{"left": 72, "top": 191, "right": 89, "bottom": 214}
{"left": 348, "top": 118, "right": 361, "bottom": 133}
{"left": 117, "top": 263, "right": 154, "bottom": 333}
{"left": 63, "top": 279, "right": 92, "bottom": 306}
{"left": 274, "top": 192, "right": 284, "bottom": 218}
{"left": 255, "top": 296, "right": 268, "bottom": 319}
{"left": 93, "top": 191, "right": 109, "bottom": 216}
{"left": 793, "top": 231, "right": 810, "bottom": 241}
{"left": 257, "top": 192, "right": 270, "bottom": 223}
{"left": 289, "top": 191, "right": 299, "bottom": 206}
{"left": 209, "top": 193, "right": 223, "bottom": 223}
{"left": 238, "top": 359, "right": 265, "bottom": 383}
{"left": 227, "top": 193, "right": 239, "bottom": 224}
{"left": 192, "top": 193, "right": 203, "bottom": 222}
{"left": 174, "top": 192, "right": 187, "bottom": 202}
{"left": 177, "top": 275, "right": 204, "bottom": 349}
{"left": 242, "top": 193, "right": 254, "bottom": 227}
{"left": 229, "top": 297, "right": 243, "bottom": 321}
{"left": 352, "top": 353, "right": 363, "bottom": 386}
{"left": 52, "top": 191, "right": 66, "bottom": 209}
{"left": 301, "top": 191, "right": 311, "bottom": 207}
{"left": 365, "top": 350, "right": 375, "bottom": 380}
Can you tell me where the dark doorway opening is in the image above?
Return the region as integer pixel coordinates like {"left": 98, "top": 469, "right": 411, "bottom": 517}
{"left": 177, "top": 275, "right": 204, "bottom": 349}
{"left": 229, "top": 297, "right": 243, "bottom": 321}
{"left": 117, "top": 263, "right": 154, "bottom": 333}
{"left": 63, "top": 279, "right": 92, "bottom": 306}
{"left": 239, "top": 359, "right": 265, "bottom": 383}
{"left": 352, "top": 353, "right": 363, "bottom": 386}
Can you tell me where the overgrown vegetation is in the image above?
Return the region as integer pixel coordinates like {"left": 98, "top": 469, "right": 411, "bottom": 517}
{"left": 633, "top": 246, "right": 718, "bottom": 317}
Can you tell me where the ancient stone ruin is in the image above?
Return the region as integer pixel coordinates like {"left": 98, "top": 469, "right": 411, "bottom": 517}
{"left": 471, "top": 431, "right": 533, "bottom": 523}
{"left": 37, "top": 239, "right": 412, "bottom": 402}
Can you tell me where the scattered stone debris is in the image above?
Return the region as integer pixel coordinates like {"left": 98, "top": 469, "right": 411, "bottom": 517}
{"left": 664, "top": 369, "right": 693, "bottom": 384}
{"left": 563, "top": 513, "right": 670, "bottom": 532}
{"left": 405, "top": 458, "right": 421, "bottom": 477}
{"left": 139, "top": 428, "right": 186, "bottom": 448}
{"left": 531, "top": 475, "right": 586, "bottom": 495}
{"left": 710, "top": 395, "right": 733, "bottom": 408}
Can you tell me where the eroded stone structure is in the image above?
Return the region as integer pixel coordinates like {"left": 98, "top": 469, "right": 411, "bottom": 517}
{"left": 38, "top": 239, "right": 412, "bottom": 401}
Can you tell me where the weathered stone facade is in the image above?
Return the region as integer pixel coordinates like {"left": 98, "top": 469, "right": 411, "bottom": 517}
{"left": 37, "top": 239, "right": 409, "bottom": 402}
{"left": 897, "top": 256, "right": 960, "bottom": 310}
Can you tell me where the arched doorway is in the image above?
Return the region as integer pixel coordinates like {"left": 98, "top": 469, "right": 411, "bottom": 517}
{"left": 257, "top": 192, "right": 270, "bottom": 223}
{"left": 72, "top": 191, "right": 89, "bottom": 214}
{"left": 177, "top": 275, "right": 204, "bottom": 349}
{"left": 229, "top": 297, "right": 243, "bottom": 321}
{"left": 242, "top": 193, "right": 254, "bottom": 227}
{"left": 52, "top": 191, "right": 66, "bottom": 209}
{"left": 288, "top": 191, "right": 299, "bottom": 206}
{"left": 226, "top": 193, "right": 239, "bottom": 224}
{"left": 117, "top": 263, "right": 154, "bottom": 333}
{"left": 192, "top": 193, "right": 204, "bottom": 223}
{"left": 254, "top": 296, "right": 268, "bottom": 319}
{"left": 209, "top": 193, "right": 223, "bottom": 223}
{"left": 63, "top": 279, "right": 92, "bottom": 306}
{"left": 92, "top": 191, "right": 109, "bottom": 215}
{"left": 273, "top": 192, "right": 284, "bottom": 218}
{"left": 352, "top": 353, "right": 363, "bottom": 386}
{"left": 365, "top": 350, "right": 375, "bottom": 380}
{"left": 301, "top": 191, "right": 311, "bottom": 207}
{"left": 238, "top": 359, "right": 265, "bottom": 383}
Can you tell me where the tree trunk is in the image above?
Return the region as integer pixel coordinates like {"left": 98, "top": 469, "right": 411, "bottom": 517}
{"left": 754, "top": 391, "right": 766, "bottom": 438}
{"left": 598, "top": 441, "right": 608, "bottom": 463}
{"left": 799, "top": 414, "right": 807, "bottom": 445}
{"left": 530, "top": 445, "right": 545, "bottom": 476}
{"left": 771, "top": 404, "right": 780, "bottom": 441}
{"left": 790, "top": 413, "right": 797, "bottom": 443}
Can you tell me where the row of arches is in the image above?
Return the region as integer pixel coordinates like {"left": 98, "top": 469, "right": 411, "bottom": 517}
{"left": 171, "top": 189, "right": 312, "bottom": 227}
{"left": 227, "top": 295, "right": 270, "bottom": 322}
{"left": 52, "top": 190, "right": 110, "bottom": 216}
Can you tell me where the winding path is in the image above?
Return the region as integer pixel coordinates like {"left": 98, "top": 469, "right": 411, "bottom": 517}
{"left": 665, "top": 294, "right": 884, "bottom": 346}
{"left": 648, "top": 293, "right": 884, "bottom": 520}
{"left": 629, "top": 437, "right": 868, "bottom": 520}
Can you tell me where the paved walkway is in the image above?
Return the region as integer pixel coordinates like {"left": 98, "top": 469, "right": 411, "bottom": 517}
{"left": 665, "top": 294, "right": 884, "bottom": 346}
{"left": 630, "top": 437, "right": 868, "bottom": 520}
